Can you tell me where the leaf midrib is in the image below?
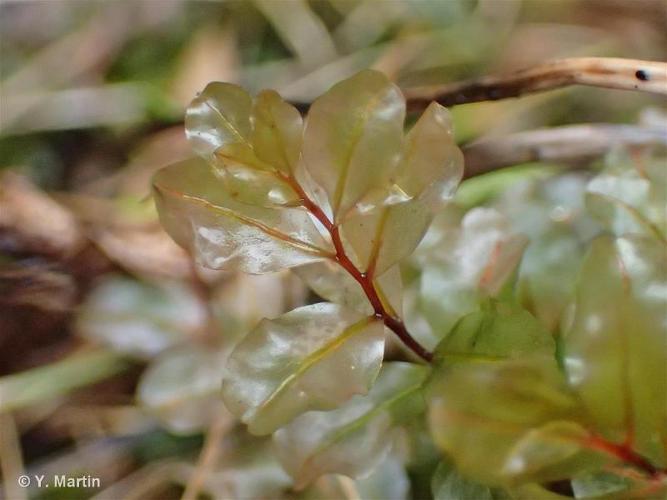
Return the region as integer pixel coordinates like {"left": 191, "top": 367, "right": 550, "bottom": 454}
{"left": 155, "top": 183, "right": 332, "bottom": 256}
{"left": 251, "top": 316, "right": 377, "bottom": 421}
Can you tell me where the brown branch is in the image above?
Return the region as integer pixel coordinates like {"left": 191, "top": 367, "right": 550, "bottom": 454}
{"left": 404, "top": 58, "right": 667, "bottom": 112}
{"left": 462, "top": 123, "right": 667, "bottom": 178}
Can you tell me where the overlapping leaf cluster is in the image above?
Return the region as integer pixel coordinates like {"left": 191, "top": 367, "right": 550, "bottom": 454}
{"left": 153, "top": 70, "right": 464, "bottom": 489}
{"left": 424, "top": 154, "right": 666, "bottom": 499}
{"left": 153, "top": 71, "right": 666, "bottom": 498}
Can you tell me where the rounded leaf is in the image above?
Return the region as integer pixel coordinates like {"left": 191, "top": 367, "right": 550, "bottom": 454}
{"left": 185, "top": 82, "right": 253, "bottom": 158}
{"left": 221, "top": 303, "right": 385, "bottom": 435}
{"left": 153, "top": 158, "right": 332, "bottom": 274}
{"left": 302, "top": 70, "right": 405, "bottom": 219}
{"left": 273, "top": 362, "right": 428, "bottom": 488}
{"left": 76, "top": 276, "right": 205, "bottom": 358}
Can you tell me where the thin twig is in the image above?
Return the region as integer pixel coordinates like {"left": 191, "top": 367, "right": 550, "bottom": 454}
{"left": 181, "top": 411, "right": 230, "bottom": 500}
{"left": 462, "top": 123, "right": 667, "bottom": 178}
{"left": 404, "top": 58, "right": 667, "bottom": 112}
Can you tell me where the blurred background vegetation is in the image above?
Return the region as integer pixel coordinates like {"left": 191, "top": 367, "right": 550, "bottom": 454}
{"left": 0, "top": 1, "right": 665, "bottom": 499}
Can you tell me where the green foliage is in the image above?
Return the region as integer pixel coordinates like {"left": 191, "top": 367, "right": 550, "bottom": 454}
{"left": 221, "top": 303, "right": 385, "bottom": 435}
{"left": 152, "top": 71, "right": 667, "bottom": 497}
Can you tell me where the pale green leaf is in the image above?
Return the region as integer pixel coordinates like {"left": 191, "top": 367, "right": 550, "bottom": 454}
{"left": 493, "top": 174, "right": 598, "bottom": 331}
{"left": 571, "top": 471, "right": 632, "bottom": 498}
{"left": 396, "top": 101, "right": 463, "bottom": 210}
{"left": 153, "top": 158, "right": 333, "bottom": 274}
{"left": 418, "top": 208, "right": 528, "bottom": 336}
{"left": 76, "top": 275, "right": 205, "bottom": 358}
{"left": 586, "top": 155, "right": 666, "bottom": 242}
{"left": 185, "top": 82, "right": 253, "bottom": 158}
{"left": 302, "top": 69, "right": 405, "bottom": 219}
{"left": 431, "top": 461, "right": 496, "bottom": 500}
{"left": 273, "top": 362, "right": 428, "bottom": 488}
{"left": 251, "top": 89, "right": 303, "bottom": 174}
{"left": 563, "top": 235, "right": 667, "bottom": 465}
{"left": 356, "top": 453, "right": 411, "bottom": 500}
{"left": 137, "top": 345, "right": 229, "bottom": 434}
{"left": 570, "top": 470, "right": 665, "bottom": 499}
{"left": 202, "top": 438, "right": 293, "bottom": 500}
{"left": 221, "top": 303, "right": 385, "bottom": 435}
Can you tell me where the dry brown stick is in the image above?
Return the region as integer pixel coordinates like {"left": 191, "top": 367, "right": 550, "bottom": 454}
{"left": 402, "top": 58, "right": 667, "bottom": 112}
{"left": 462, "top": 123, "right": 667, "bottom": 178}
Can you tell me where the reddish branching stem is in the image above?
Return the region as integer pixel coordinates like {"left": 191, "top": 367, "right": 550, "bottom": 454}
{"left": 282, "top": 173, "right": 433, "bottom": 363}
{"left": 586, "top": 434, "right": 665, "bottom": 479}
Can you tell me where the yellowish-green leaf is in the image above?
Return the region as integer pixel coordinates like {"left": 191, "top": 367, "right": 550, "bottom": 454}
{"left": 221, "top": 303, "right": 385, "bottom": 435}
{"left": 293, "top": 260, "right": 403, "bottom": 317}
{"left": 563, "top": 235, "right": 667, "bottom": 465}
{"left": 251, "top": 89, "right": 303, "bottom": 174}
{"left": 396, "top": 101, "right": 463, "bottom": 210}
{"left": 186, "top": 82, "right": 253, "bottom": 158}
{"left": 427, "top": 357, "right": 587, "bottom": 486}
{"left": 208, "top": 157, "right": 300, "bottom": 207}
{"left": 153, "top": 158, "right": 332, "bottom": 274}
{"left": 341, "top": 199, "right": 432, "bottom": 278}
{"left": 434, "top": 300, "right": 555, "bottom": 364}
{"left": 302, "top": 69, "right": 405, "bottom": 219}
{"left": 273, "top": 362, "right": 428, "bottom": 488}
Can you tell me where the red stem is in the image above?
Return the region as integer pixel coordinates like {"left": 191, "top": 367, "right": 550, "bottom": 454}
{"left": 283, "top": 173, "right": 433, "bottom": 363}
{"left": 586, "top": 434, "right": 664, "bottom": 478}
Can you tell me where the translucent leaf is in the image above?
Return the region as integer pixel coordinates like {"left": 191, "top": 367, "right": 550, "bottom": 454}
{"left": 295, "top": 456, "right": 410, "bottom": 500}
{"left": 431, "top": 461, "right": 497, "bottom": 500}
{"left": 76, "top": 275, "right": 205, "bottom": 358}
{"left": 355, "top": 453, "right": 411, "bottom": 500}
{"left": 341, "top": 199, "right": 432, "bottom": 277}
{"left": 418, "top": 208, "right": 528, "bottom": 336}
{"left": 586, "top": 155, "right": 666, "bottom": 241}
{"left": 153, "top": 158, "right": 333, "bottom": 274}
{"left": 302, "top": 69, "right": 405, "bottom": 220}
{"left": 427, "top": 357, "right": 589, "bottom": 486}
{"left": 493, "top": 174, "right": 599, "bottom": 331}
{"left": 563, "top": 235, "right": 667, "bottom": 464}
{"left": 396, "top": 102, "right": 463, "bottom": 210}
{"left": 137, "top": 345, "right": 229, "bottom": 434}
{"left": 251, "top": 89, "right": 303, "bottom": 174}
{"left": 185, "top": 82, "right": 253, "bottom": 158}
{"left": 203, "top": 438, "right": 293, "bottom": 500}
{"left": 434, "top": 300, "right": 555, "bottom": 363}
{"left": 273, "top": 362, "right": 428, "bottom": 488}
{"left": 501, "top": 421, "right": 597, "bottom": 483}
{"left": 221, "top": 303, "right": 385, "bottom": 435}
{"left": 569, "top": 470, "right": 664, "bottom": 499}
{"left": 294, "top": 260, "right": 403, "bottom": 317}
{"left": 207, "top": 149, "right": 299, "bottom": 208}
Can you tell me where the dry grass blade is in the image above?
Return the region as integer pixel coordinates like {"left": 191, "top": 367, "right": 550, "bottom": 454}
{"left": 402, "top": 58, "right": 667, "bottom": 111}
{"left": 462, "top": 123, "right": 667, "bottom": 178}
